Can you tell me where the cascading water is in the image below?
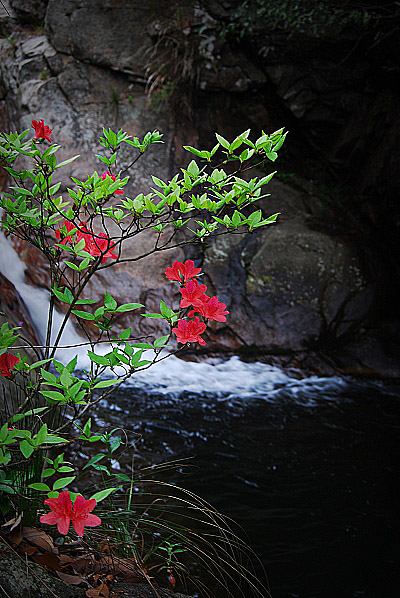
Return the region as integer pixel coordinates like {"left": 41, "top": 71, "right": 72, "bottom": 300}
{"left": 0, "top": 230, "right": 90, "bottom": 364}
{"left": 0, "top": 231, "right": 398, "bottom": 598}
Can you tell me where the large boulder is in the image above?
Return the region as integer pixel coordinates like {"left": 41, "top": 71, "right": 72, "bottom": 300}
{"left": 202, "top": 179, "right": 373, "bottom": 353}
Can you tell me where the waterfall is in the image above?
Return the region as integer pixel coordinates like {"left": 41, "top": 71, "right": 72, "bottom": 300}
{"left": 0, "top": 230, "right": 94, "bottom": 366}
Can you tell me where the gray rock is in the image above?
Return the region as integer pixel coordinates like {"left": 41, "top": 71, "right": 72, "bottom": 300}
{"left": 0, "top": 540, "right": 193, "bottom": 598}
{"left": 203, "top": 179, "right": 373, "bottom": 352}
{"left": 0, "top": 540, "right": 85, "bottom": 598}
{"left": 9, "top": 0, "right": 47, "bottom": 24}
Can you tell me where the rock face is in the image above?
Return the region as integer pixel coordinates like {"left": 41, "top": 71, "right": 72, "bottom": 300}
{"left": 0, "top": 0, "right": 398, "bottom": 376}
{"left": 202, "top": 181, "right": 372, "bottom": 353}
{"left": 0, "top": 540, "right": 192, "bottom": 598}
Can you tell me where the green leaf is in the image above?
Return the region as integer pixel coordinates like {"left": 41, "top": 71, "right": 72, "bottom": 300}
{"left": 41, "top": 390, "right": 66, "bottom": 403}
{"left": 93, "top": 379, "right": 119, "bottom": 389}
{"left": 28, "top": 482, "right": 51, "bottom": 491}
{"left": 40, "top": 368, "right": 58, "bottom": 384}
{"left": 154, "top": 335, "right": 169, "bottom": 348}
{"left": 183, "top": 146, "right": 203, "bottom": 158}
{"left": 64, "top": 261, "right": 80, "bottom": 271}
{"left": 35, "top": 423, "right": 48, "bottom": 446}
{"left": 0, "top": 423, "right": 9, "bottom": 443}
{"left": 83, "top": 454, "right": 105, "bottom": 470}
{"left": 29, "top": 359, "right": 53, "bottom": 370}
{"left": 43, "top": 434, "right": 66, "bottom": 444}
{"left": 74, "top": 238, "right": 86, "bottom": 252}
{"left": 11, "top": 430, "right": 31, "bottom": 440}
{"left": 53, "top": 476, "right": 75, "bottom": 490}
{"left": 90, "top": 487, "right": 117, "bottom": 502}
{"left": 20, "top": 440, "right": 34, "bottom": 458}
{"left": 42, "top": 468, "right": 56, "bottom": 478}
{"left": 272, "top": 131, "right": 287, "bottom": 151}
{"left": 187, "top": 160, "right": 200, "bottom": 177}
{"left": 115, "top": 303, "right": 144, "bottom": 313}
{"left": 71, "top": 310, "right": 95, "bottom": 320}
{"left": 82, "top": 418, "right": 91, "bottom": 437}
{"left": 104, "top": 292, "right": 117, "bottom": 311}
{"left": 88, "top": 351, "right": 109, "bottom": 366}
{"left": 78, "top": 257, "right": 90, "bottom": 270}
{"left": 55, "top": 154, "right": 80, "bottom": 169}
{"left": 74, "top": 298, "right": 98, "bottom": 305}
{"left": 215, "top": 133, "right": 230, "bottom": 149}
{"left": 131, "top": 343, "right": 153, "bottom": 349}
{"left": 160, "top": 300, "right": 173, "bottom": 318}
{"left": 119, "top": 328, "right": 131, "bottom": 340}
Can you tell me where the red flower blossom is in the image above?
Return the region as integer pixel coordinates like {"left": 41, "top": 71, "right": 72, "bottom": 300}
{"left": 165, "top": 260, "right": 202, "bottom": 283}
{"left": 172, "top": 317, "right": 207, "bottom": 346}
{"left": 0, "top": 353, "right": 20, "bottom": 378}
{"left": 179, "top": 279, "right": 208, "bottom": 308}
{"left": 32, "top": 119, "right": 53, "bottom": 142}
{"left": 101, "top": 171, "right": 124, "bottom": 195}
{"left": 190, "top": 295, "right": 229, "bottom": 322}
{"left": 40, "top": 491, "right": 101, "bottom": 536}
{"left": 55, "top": 220, "right": 79, "bottom": 245}
{"left": 85, "top": 232, "right": 118, "bottom": 263}
{"left": 55, "top": 221, "right": 117, "bottom": 263}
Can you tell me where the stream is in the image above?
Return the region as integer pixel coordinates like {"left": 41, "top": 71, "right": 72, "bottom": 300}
{"left": 94, "top": 357, "right": 399, "bottom": 598}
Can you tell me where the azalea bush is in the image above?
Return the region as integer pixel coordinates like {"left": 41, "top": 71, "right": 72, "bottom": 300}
{"left": 0, "top": 117, "right": 285, "bottom": 595}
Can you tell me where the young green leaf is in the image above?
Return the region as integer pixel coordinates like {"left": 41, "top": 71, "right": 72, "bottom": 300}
{"left": 90, "top": 487, "right": 117, "bottom": 502}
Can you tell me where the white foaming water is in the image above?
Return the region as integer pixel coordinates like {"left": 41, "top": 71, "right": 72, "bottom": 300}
{"left": 123, "top": 353, "right": 349, "bottom": 403}
{"left": 0, "top": 231, "right": 349, "bottom": 401}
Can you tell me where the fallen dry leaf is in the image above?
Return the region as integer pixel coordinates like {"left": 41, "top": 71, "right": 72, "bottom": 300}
{"left": 86, "top": 584, "right": 109, "bottom": 598}
{"left": 18, "top": 544, "right": 37, "bottom": 555}
{"left": 57, "top": 571, "right": 90, "bottom": 586}
{"left": 22, "top": 526, "right": 58, "bottom": 554}
{"left": 33, "top": 551, "right": 61, "bottom": 570}
{"left": 60, "top": 553, "right": 76, "bottom": 566}
{"left": 70, "top": 555, "right": 97, "bottom": 574}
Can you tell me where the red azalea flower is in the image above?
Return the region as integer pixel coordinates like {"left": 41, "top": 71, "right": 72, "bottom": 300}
{"left": 40, "top": 491, "right": 74, "bottom": 535}
{"left": 172, "top": 317, "right": 207, "bottom": 346}
{"left": 55, "top": 220, "right": 79, "bottom": 245}
{"left": 191, "top": 295, "right": 229, "bottom": 322}
{"left": 101, "top": 171, "right": 124, "bottom": 195}
{"left": 32, "top": 119, "right": 53, "bottom": 142}
{"left": 0, "top": 353, "right": 20, "bottom": 378}
{"left": 165, "top": 260, "right": 202, "bottom": 283}
{"left": 71, "top": 494, "right": 102, "bottom": 537}
{"left": 40, "top": 491, "right": 101, "bottom": 536}
{"left": 55, "top": 221, "right": 117, "bottom": 263}
{"left": 179, "top": 279, "right": 208, "bottom": 308}
{"left": 85, "top": 232, "right": 118, "bottom": 263}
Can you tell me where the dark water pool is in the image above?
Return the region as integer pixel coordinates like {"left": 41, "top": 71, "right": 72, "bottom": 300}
{"left": 95, "top": 371, "right": 399, "bottom": 598}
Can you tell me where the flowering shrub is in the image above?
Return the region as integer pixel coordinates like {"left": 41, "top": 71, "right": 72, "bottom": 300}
{"left": 0, "top": 117, "right": 285, "bottom": 591}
